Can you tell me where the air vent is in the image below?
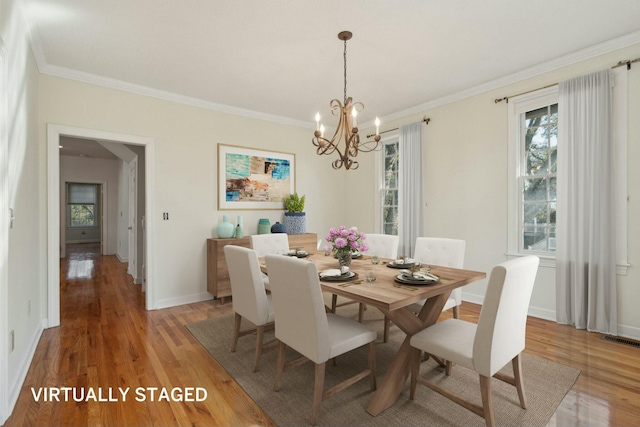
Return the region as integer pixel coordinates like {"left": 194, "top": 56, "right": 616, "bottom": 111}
{"left": 602, "top": 335, "right": 640, "bottom": 348}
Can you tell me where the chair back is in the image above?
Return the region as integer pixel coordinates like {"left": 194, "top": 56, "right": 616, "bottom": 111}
{"left": 249, "top": 233, "right": 289, "bottom": 258}
{"left": 413, "top": 237, "right": 466, "bottom": 305}
{"left": 473, "top": 255, "right": 539, "bottom": 376}
{"left": 364, "top": 233, "right": 399, "bottom": 259}
{"left": 413, "top": 237, "right": 466, "bottom": 268}
{"left": 224, "top": 245, "right": 271, "bottom": 326}
{"left": 265, "top": 255, "right": 330, "bottom": 364}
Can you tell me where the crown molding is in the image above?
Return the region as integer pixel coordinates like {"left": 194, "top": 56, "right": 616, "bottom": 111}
{"left": 363, "top": 29, "right": 640, "bottom": 128}
{"left": 40, "top": 64, "right": 314, "bottom": 129}
{"left": 21, "top": 1, "right": 640, "bottom": 132}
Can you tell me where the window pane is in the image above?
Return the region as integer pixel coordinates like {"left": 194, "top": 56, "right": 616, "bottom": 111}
{"left": 383, "top": 206, "right": 397, "bottom": 224}
{"left": 549, "top": 177, "right": 557, "bottom": 201}
{"left": 523, "top": 227, "right": 552, "bottom": 251}
{"left": 549, "top": 202, "right": 556, "bottom": 225}
{"left": 70, "top": 204, "right": 95, "bottom": 226}
{"left": 523, "top": 202, "right": 547, "bottom": 225}
{"left": 384, "top": 143, "right": 397, "bottom": 157}
{"left": 549, "top": 148, "right": 557, "bottom": 173}
{"left": 526, "top": 149, "right": 549, "bottom": 175}
{"left": 383, "top": 223, "right": 398, "bottom": 235}
{"left": 383, "top": 190, "right": 398, "bottom": 206}
{"left": 523, "top": 178, "right": 546, "bottom": 201}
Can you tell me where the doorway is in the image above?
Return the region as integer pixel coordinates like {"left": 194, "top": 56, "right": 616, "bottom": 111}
{"left": 47, "top": 124, "right": 157, "bottom": 327}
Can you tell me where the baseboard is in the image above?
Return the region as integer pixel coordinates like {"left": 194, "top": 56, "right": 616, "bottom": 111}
{"left": 155, "top": 292, "right": 213, "bottom": 310}
{"left": 65, "top": 239, "right": 100, "bottom": 244}
{"left": 116, "top": 253, "right": 128, "bottom": 263}
{"left": 8, "top": 320, "right": 44, "bottom": 418}
{"left": 463, "top": 293, "right": 639, "bottom": 339}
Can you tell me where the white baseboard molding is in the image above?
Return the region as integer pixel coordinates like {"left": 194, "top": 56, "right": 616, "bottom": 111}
{"left": 8, "top": 319, "right": 44, "bottom": 419}
{"left": 116, "top": 253, "right": 128, "bottom": 263}
{"left": 155, "top": 292, "right": 213, "bottom": 310}
{"left": 463, "top": 293, "right": 640, "bottom": 340}
{"left": 66, "top": 239, "right": 101, "bottom": 244}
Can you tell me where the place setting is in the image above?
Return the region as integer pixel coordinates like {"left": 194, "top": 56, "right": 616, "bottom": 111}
{"left": 394, "top": 263, "right": 440, "bottom": 286}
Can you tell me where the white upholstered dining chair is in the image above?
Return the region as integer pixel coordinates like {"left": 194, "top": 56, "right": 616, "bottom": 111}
{"left": 383, "top": 237, "right": 466, "bottom": 341}
{"left": 249, "top": 233, "right": 290, "bottom": 289}
{"left": 265, "top": 254, "right": 377, "bottom": 426}
{"left": 408, "top": 255, "right": 540, "bottom": 427}
{"left": 331, "top": 233, "right": 400, "bottom": 325}
{"left": 224, "top": 245, "right": 276, "bottom": 372}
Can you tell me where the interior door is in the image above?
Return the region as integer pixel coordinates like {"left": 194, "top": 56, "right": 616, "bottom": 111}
{"left": 127, "top": 157, "right": 137, "bottom": 281}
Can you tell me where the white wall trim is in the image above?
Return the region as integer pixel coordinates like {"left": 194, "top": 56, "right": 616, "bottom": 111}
{"left": 463, "top": 294, "right": 640, "bottom": 341}
{"left": 155, "top": 292, "right": 213, "bottom": 310}
{"left": 41, "top": 65, "right": 313, "bottom": 130}
{"left": 7, "top": 321, "right": 43, "bottom": 417}
{"left": 364, "top": 30, "right": 640, "bottom": 128}
{"left": 0, "top": 38, "right": 10, "bottom": 426}
{"left": 116, "top": 253, "right": 129, "bottom": 263}
{"left": 47, "top": 124, "right": 157, "bottom": 327}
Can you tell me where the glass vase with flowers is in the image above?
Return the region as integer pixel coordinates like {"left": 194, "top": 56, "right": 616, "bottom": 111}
{"left": 324, "top": 226, "right": 368, "bottom": 267}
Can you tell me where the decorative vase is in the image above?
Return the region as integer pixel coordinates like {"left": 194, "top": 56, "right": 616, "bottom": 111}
{"left": 257, "top": 218, "right": 271, "bottom": 234}
{"left": 216, "top": 215, "right": 235, "bottom": 238}
{"left": 337, "top": 251, "right": 352, "bottom": 268}
{"left": 235, "top": 215, "right": 244, "bottom": 238}
{"left": 284, "top": 212, "right": 306, "bottom": 235}
{"left": 271, "top": 221, "right": 285, "bottom": 233}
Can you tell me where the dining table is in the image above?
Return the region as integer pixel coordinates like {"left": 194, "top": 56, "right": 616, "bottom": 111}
{"left": 262, "top": 251, "right": 486, "bottom": 416}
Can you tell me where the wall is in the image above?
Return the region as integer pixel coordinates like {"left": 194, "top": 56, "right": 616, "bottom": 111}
{"left": 39, "top": 75, "right": 347, "bottom": 309}
{"left": 116, "top": 159, "right": 129, "bottom": 261}
{"left": 1, "top": 0, "right": 43, "bottom": 418}
{"left": 60, "top": 155, "right": 120, "bottom": 254}
{"left": 347, "top": 43, "right": 640, "bottom": 338}
{"left": 128, "top": 144, "right": 145, "bottom": 284}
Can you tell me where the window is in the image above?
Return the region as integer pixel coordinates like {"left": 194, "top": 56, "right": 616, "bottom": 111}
{"left": 508, "top": 69, "right": 628, "bottom": 273}
{"left": 381, "top": 139, "right": 399, "bottom": 235}
{"left": 508, "top": 87, "right": 558, "bottom": 260}
{"left": 67, "top": 183, "right": 98, "bottom": 227}
{"left": 521, "top": 103, "right": 557, "bottom": 253}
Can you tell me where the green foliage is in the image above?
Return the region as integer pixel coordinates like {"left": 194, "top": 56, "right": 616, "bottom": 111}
{"left": 285, "top": 192, "right": 305, "bottom": 212}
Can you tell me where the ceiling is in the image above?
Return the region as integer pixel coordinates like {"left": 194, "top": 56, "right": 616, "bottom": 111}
{"left": 24, "top": 0, "right": 640, "bottom": 130}
{"left": 58, "top": 136, "right": 119, "bottom": 160}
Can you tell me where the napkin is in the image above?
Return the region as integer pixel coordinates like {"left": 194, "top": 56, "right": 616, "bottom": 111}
{"left": 394, "top": 258, "right": 415, "bottom": 265}
{"left": 319, "top": 269, "right": 343, "bottom": 278}
{"left": 411, "top": 271, "right": 439, "bottom": 281}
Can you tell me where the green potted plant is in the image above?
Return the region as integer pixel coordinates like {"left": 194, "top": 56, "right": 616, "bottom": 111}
{"left": 283, "top": 192, "right": 306, "bottom": 235}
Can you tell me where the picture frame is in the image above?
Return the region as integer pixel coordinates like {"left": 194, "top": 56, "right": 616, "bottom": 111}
{"left": 217, "top": 144, "right": 295, "bottom": 210}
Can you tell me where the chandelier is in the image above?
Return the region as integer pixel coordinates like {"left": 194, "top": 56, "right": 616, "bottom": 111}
{"left": 312, "top": 31, "right": 380, "bottom": 170}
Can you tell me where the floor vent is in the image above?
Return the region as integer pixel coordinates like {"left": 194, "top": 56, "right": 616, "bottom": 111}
{"left": 602, "top": 335, "right": 640, "bottom": 348}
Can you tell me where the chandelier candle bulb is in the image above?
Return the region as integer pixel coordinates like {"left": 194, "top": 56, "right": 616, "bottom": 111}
{"left": 315, "top": 112, "right": 320, "bottom": 131}
{"left": 375, "top": 117, "right": 380, "bottom": 135}
{"left": 352, "top": 108, "right": 358, "bottom": 127}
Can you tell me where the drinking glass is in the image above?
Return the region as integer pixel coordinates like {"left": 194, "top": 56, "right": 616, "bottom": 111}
{"left": 371, "top": 255, "right": 380, "bottom": 265}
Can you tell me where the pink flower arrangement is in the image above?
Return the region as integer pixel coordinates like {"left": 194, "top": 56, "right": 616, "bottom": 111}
{"left": 324, "top": 226, "right": 368, "bottom": 258}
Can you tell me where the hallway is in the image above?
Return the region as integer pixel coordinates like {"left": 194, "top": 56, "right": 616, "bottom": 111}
{"left": 6, "top": 244, "right": 274, "bottom": 426}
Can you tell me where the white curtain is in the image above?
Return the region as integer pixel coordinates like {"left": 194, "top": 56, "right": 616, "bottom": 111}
{"left": 398, "top": 122, "right": 424, "bottom": 257}
{"left": 556, "top": 69, "right": 617, "bottom": 335}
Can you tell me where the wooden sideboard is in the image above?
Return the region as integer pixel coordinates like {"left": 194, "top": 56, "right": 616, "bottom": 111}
{"left": 207, "top": 232, "right": 318, "bottom": 300}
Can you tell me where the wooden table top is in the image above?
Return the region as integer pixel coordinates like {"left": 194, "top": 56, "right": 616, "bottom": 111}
{"left": 263, "top": 252, "right": 486, "bottom": 313}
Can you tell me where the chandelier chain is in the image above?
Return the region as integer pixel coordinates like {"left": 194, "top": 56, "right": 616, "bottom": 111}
{"left": 343, "top": 37, "right": 348, "bottom": 105}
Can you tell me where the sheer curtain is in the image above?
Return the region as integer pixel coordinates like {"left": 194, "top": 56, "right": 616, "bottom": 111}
{"left": 398, "top": 122, "right": 424, "bottom": 257}
{"left": 556, "top": 69, "right": 617, "bottom": 335}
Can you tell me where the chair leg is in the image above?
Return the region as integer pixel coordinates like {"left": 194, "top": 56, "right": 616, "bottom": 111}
{"left": 368, "top": 341, "right": 377, "bottom": 390}
{"left": 409, "top": 348, "right": 420, "bottom": 400}
{"left": 331, "top": 294, "right": 338, "bottom": 313}
{"left": 453, "top": 305, "right": 460, "bottom": 319}
{"left": 479, "top": 375, "right": 495, "bottom": 427}
{"left": 273, "top": 341, "right": 286, "bottom": 391}
{"left": 358, "top": 303, "right": 365, "bottom": 322}
{"left": 253, "top": 325, "right": 265, "bottom": 372}
{"left": 383, "top": 316, "right": 390, "bottom": 343}
{"left": 310, "top": 362, "right": 326, "bottom": 426}
{"left": 445, "top": 360, "right": 453, "bottom": 376}
{"left": 512, "top": 353, "right": 527, "bottom": 409}
{"left": 230, "top": 313, "right": 241, "bottom": 352}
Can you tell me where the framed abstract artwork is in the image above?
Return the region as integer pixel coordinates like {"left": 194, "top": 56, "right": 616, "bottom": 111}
{"left": 217, "top": 144, "right": 295, "bottom": 210}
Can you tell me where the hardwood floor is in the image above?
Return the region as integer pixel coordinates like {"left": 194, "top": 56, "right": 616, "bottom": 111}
{"left": 5, "top": 244, "right": 640, "bottom": 426}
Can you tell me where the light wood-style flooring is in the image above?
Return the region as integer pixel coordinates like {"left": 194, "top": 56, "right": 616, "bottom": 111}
{"left": 5, "top": 244, "right": 640, "bottom": 426}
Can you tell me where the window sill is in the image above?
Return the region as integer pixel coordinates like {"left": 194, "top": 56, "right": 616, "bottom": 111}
{"left": 504, "top": 253, "right": 629, "bottom": 275}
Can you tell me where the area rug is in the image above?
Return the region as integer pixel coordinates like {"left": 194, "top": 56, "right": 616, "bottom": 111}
{"left": 186, "top": 300, "right": 579, "bottom": 427}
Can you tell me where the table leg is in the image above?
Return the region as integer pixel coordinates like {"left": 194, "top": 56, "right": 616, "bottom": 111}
{"left": 366, "top": 293, "right": 450, "bottom": 416}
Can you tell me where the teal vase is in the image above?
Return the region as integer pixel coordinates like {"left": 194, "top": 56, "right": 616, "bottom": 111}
{"left": 235, "top": 215, "right": 244, "bottom": 238}
{"left": 216, "top": 215, "right": 235, "bottom": 238}
{"left": 257, "top": 218, "right": 271, "bottom": 234}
